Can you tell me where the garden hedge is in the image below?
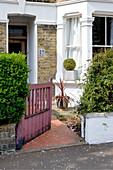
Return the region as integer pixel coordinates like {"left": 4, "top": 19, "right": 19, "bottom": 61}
{"left": 0, "top": 53, "right": 30, "bottom": 124}
{"left": 78, "top": 48, "right": 113, "bottom": 114}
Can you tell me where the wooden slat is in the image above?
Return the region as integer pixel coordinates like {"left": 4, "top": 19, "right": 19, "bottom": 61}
{"left": 26, "top": 97, "right": 28, "bottom": 116}
{"left": 32, "top": 89, "right": 35, "bottom": 114}
{"left": 47, "top": 87, "right": 50, "bottom": 110}
{"left": 29, "top": 91, "right": 31, "bottom": 115}
{"left": 40, "top": 88, "right": 42, "bottom": 111}
{"left": 43, "top": 88, "right": 45, "bottom": 110}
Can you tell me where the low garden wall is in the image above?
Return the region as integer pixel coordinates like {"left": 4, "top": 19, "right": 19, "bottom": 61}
{"left": 82, "top": 112, "right": 113, "bottom": 144}
{"left": 0, "top": 123, "right": 16, "bottom": 154}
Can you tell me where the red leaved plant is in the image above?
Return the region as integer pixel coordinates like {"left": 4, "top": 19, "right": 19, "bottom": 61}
{"left": 53, "top": 79, "right": 74, "bottom": 108}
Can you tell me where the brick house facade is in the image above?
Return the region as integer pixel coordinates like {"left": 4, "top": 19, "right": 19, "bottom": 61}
{"left": 0, "top": 0, "right": 113, "bottom": 105}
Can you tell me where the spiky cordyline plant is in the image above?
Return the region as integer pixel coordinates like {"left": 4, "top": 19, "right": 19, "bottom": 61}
{"left": 53, "top": 78, "right": 73, "bottom": 104}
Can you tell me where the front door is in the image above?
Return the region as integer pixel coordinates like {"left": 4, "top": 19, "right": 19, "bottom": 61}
{"left": 8, "top": 25, "right": 27, "bottom": 55}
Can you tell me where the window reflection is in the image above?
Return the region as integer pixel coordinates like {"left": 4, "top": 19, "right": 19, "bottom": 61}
{"left": 93, "top": 17, "right": 105, "bottom": 45}
{"left": 107, "top": 17, "right": 113, "bottom": 45}
{"left": 9, "top": 26, "right": 27, "bottom": 37}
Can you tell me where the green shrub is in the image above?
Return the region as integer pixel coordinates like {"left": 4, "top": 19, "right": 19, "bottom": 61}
{"left": 63, "top": 58, "right": 76, "bottom": 71}
{"left": 78, "top": 49, "right": 113, "bottom": 114}
{"left": 0, "top": 53, "right": 30, "bottom": 124}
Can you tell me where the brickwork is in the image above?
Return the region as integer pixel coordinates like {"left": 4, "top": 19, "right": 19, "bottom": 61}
{"left": 0, "top": 23, "right": 6, "bottom": 53}
{"left": 38, "top": 25, "right": 57, "bottom": 84}
{"left": 0, "top": 124, "right": 16, "bottom": 155}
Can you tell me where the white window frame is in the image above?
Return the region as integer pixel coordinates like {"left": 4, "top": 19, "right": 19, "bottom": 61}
{"left": 92, "top": 16, "right": 113, "bottom": 52}
{"left": 63, "top": 13, "right": 82, "bottom": 71}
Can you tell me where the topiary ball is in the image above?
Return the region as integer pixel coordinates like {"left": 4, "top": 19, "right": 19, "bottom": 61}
{"left": 63, "top": 58, "right": 76, "bottom": 71}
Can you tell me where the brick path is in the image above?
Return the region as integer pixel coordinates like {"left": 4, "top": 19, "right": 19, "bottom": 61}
{"left": 23, "top": 115, "right": 79, "bottom": 151}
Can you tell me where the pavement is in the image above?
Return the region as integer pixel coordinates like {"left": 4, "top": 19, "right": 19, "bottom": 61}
{"left": 0, "top": 142, "right": 113, "bottom": 169}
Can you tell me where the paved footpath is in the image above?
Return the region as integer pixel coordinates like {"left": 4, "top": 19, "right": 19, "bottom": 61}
{"left": 0, "top": 142, "right": 113, "bottom": 169}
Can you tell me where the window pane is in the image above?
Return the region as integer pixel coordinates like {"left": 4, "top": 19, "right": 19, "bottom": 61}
{"left": 107, "top": 17, "right": 113, "bottom": 45}
{"left": 93, "top": 17, "right": 105, "bottom": 45}
{"left": 9, "top": 26, "right": 27, "bottom": 37}
{"left": 93, "top": 47, "right": 105, "bottom": 56}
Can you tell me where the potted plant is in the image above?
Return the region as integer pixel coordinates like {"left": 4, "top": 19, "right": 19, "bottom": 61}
{"left": 63, "top": 58, "right": 78, "bottom": 80}
{"left": 78, "top": 49, "right": 113, "bottom": 144}
{"left": 53, "top": 79, "right": 73, "bottom": 110}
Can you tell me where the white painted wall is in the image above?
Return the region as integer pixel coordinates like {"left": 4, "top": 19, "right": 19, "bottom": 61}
{"left": 84, "top": 113, "right": 113, "bottom": 144}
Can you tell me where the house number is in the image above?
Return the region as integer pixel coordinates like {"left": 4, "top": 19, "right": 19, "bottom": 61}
{"left": 39, "top": 49, "right": 45, "bottom": 55}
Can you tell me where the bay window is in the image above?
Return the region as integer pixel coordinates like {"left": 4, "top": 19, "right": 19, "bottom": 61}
{"left": 93, "top": 16, "right": 113, "bottom": 54}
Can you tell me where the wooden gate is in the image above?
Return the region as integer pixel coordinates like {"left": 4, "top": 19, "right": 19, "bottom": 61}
{"left": 16, "top": 82, "right": 52, "bottom": 150}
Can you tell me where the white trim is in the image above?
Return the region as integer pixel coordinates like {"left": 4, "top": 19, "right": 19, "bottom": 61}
{"left": 93, "top": 45, "right": 113, "bottom": 47}
{"left": 80, "top": 17, "right": 94, "bottom": 27}
{"left": 64, "top": 12, "right": 82, "bottom": 18}
{"left": 0, "top": 0, "right": 18, "bottom": 4}
{"left": 35, "top": 20, "right": 56, "bottom": 25}
{"left": 0, "top": 19, "right": 9, "bottom": 23}
{"left": 93, "top": 11, "right": 113, "bottom": 17}
{"left": 57, "top": 22, "right": 63, "bottom": 29}
{"left": 6, "top": 22, "right": 9, "bottom": 53}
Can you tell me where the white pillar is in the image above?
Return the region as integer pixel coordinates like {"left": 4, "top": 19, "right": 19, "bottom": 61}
{"left": 6, "top": 20, "right": 9, "bottom": 53}
{"left": 29, "top": 20, "right": 38, "bottom": 84}
{"left": 80, "top": 17, "right": 94, "bottom": 77}
{"left": 34, "top": 21, "right": 38, "bottom": 84}
{"left": 56, "top": 21, "right": 64, "bottom": 80}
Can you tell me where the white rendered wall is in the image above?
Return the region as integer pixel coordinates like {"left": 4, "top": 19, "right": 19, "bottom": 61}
{"left": 85, "top": 113, "right": 113, "bottom": 144}
{"left": 56, "top": 0, "right": 113, "bottom": 103}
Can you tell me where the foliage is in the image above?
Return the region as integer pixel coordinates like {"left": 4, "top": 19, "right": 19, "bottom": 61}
{"left": 63, "top": 58, "right": 76, "bottom": 71}
{"left": 53, "top": 79, "right": 73, "bottom": 105}
{"left": 78, "top": 49, "right": 113, "bottom": 114}
{"left": 0, "top": 52, "right": 30, "bottom": 124}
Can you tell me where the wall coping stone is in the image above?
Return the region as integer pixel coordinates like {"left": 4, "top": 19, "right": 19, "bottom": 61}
{"left": 85, "top": 112, "right": 113, "bottom": 118}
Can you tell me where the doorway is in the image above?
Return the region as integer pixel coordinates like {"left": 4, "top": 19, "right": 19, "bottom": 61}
{"left": 8, "top": 25, "right": 27, "bottom": 55}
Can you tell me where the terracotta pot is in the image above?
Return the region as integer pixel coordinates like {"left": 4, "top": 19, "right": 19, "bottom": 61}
{"left": 57, "top": 98, "right": 68, "bottom": 110}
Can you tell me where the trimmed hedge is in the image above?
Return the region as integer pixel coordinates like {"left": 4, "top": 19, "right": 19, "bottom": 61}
{"left": 78, "top": 49, "right": 113, "bottom": 114}
{"left": 63, "top": 58, "right": 76, "bottom": 71}
{"left": 0, "top": 53, "right": 30, "bottom": 124}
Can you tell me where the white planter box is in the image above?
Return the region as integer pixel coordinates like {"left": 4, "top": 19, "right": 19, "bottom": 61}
{"left": 63, "top": 70, "right": 78, "bottom": 81}
{"left": 81, "top": 112, "right": 113, "bottom": 144}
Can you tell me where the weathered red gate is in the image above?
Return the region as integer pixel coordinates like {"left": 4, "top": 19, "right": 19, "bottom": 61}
{"left": 16, "top": 82, "right": 52, "bottom": 150}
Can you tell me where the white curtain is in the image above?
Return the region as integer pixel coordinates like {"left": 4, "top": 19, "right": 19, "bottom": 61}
{"left": 67, "top": 17, "right": 81, "bottom": 69}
